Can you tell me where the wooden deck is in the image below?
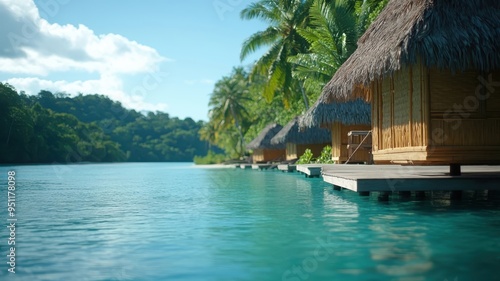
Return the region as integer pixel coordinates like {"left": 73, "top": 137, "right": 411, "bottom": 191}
{"left": 239, "top": 164, "right": 252, "bottom": 169}
{"left": 297, "top": 164, "right": 324, "bottom": 178}
{"left": 252, "top": 164, "right": 272, "bottom": 170}
{"left": 321, "top": 165, "right": 500, "bottom": 193}
{"left": 277, "top": 164, "right": 296, "bottom": 172}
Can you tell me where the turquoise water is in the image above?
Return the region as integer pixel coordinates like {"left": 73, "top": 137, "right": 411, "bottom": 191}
{"left": 0, "top": 163, "right": 499, "bottom": 281}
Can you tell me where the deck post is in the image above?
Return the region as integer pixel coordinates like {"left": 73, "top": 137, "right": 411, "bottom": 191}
{"left": 415, "top": 191, "right": 426, "bottom": 199}
{"left": 399, "top": 191, "right": 412, "bottom": 198}
{"left": 450, "top": 190, "right": 463, "bottom": 200}
{"left": 488, "top": 190, "right": 500, "bottom": 200}
{"left": 450, "top": 164, "right": 461, "bottom": 176}
{"left": 378, "top": 191, "right": 390, "bottom": 201}
{"left": 359, "top": 191, "right": 370, "bottom": 196}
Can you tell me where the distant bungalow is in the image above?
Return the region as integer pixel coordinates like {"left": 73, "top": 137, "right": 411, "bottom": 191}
{"left": 316, "top": 0, "right": 500, "bottom": 171}
{"left": 300, "top": 99, "right": 372, "bottom": 163}
{"left": 270, "top": 116, "right": 331, "bottom": 161}
{"left": 246, "top": 123, "right": 286, "bottom": 164}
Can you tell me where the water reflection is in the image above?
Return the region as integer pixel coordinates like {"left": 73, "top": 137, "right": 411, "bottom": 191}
{"left": 368, "top": 214, "right": 433, "bottom": 278}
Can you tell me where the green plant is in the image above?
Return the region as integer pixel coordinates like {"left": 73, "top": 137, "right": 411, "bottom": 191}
{"left": 297, "top": 148, "right": 314, "bottom": 164}
{"left": 316, "top": 145, "right": 334, "bottom": 164}
{"left": 193, "top": 151, "right": 227, "bottom": 165}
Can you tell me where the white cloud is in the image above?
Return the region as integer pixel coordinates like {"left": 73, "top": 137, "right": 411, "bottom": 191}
{"left": 5, "top": 76, "right": 168, "bottom": 112}
{"left": 0, "top": 0, "right": 168, "bottom": 112}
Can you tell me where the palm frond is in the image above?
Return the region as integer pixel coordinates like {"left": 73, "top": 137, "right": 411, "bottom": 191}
{"left": 263, "top": 62, "right": 285, "bottom": 102}
{"left": 240, "top": 27, "right": 280, "bottom": 61}
{"left": 240, "top": 1, "right": 281, "bottom": 23}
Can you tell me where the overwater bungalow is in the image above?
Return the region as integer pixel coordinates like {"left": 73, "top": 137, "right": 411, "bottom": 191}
{"left": 317, "top": 0, "right": 500, "bottom": 172}
{"left": 246, "top": 123, "right": 286, "bottom": 164}
{"left": 270, "top": 116, "right": 331, "bottom": 161}
{"left": 300, "top": 99, "right": 372, "bottom": 164}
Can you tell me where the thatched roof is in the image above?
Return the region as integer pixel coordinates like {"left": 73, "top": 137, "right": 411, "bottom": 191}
{"left": 271, "top": 116, "right": 331, "bottom": 145}
{"left": 299, "top": 98, "right": 371, "bottom": 129}
{"left": 246, "top": 123, "right": 285, "bottom": 150}
{"left": 321, "top": 0, "right": 500, "bottom": 102}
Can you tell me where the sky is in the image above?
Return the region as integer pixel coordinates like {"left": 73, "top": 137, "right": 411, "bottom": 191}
{"left": 0, "top": 0, "right": 267, "bottom": 121}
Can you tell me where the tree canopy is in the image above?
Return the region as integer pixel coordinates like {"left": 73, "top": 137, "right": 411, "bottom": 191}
{"left": 0, "top": 83, "right": 213, "bottom": 164}
{"left": 205, "top": 0, "right": 388, "bottom": 158}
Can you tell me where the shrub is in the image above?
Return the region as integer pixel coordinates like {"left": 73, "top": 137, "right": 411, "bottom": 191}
{"left": 193, "top": 151, "right": 227, "bottom": 164}
{"left": 316, "top": 145, "right": 334, "bottom": 164}
{"left": 297, "top": 149, "right": 314, "bottom": 164}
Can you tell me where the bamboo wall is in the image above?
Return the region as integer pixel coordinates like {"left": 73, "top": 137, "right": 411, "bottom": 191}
{"left": 427, "top": 69, "right": 500, "bottom": 163}
{"left": 252, "top": 148, "right": 286, "bottom": 163}
{"left": 371, "top": 63, "right": 428, "bottom": 154}
{"left": 371, "top": 61, "right": 500, "bottom": 164}
{"left": 330, "top": 122, "right": 371, "bottom": 163}
{"left": 286, "top": 143, "right": 329, "bottom": 161}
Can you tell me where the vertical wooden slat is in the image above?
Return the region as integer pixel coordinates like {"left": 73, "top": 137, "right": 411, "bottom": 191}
{"left": 379, "top": 79, "right": 383, "bottom": 149}
{"left": 331, "top": 122, "right": 342, "bottom": 160}
{"left": 391, "top": 74, "right": 395, "bottom": 149}
{"left": 382, "top": 78, "right": 392, "bottom": 150}
{"left": 421, "top": 61, "right": 429, "bottom": 147}
{"left": 412, "top": 63, "right": 422, "bottom": 147}
{"left": 286, "top": 143, "right": 298, "bottom": 160}
{"left": 409, "top": 65, "right": 413, "bottom": 147}
{"left": 371, "top": 81, "right": 378, "bottom": 152}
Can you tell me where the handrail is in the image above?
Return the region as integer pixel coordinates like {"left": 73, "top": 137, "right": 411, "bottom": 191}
{"left": 345, "top": 130, "right": 372, "bottom": 164}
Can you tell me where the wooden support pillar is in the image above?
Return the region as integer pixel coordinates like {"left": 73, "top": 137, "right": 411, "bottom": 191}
{"left": 378, "top": 191, "right": 390, "bottom": 201}
{"left": 415, "top": 191, "right": 426, "bottom": 199}
{"left": 450, "top": 164, "right": 461, "bottom": 176}
{"left": 488, "top": 190, "right": 500, "bottom": 200}
{"left": 399, "top": 191, "right": 412, "bottom": 198}
{"left": 450, "top": 190, "right": 463, "bottom": 200}
{"left": 359, "top": 191, "right": 370, "bottom": 196}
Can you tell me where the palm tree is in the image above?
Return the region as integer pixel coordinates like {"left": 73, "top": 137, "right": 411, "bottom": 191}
{"left": 199, "top": 121, "right": 218, "bottom": 151}
{"left": 208, "top": 67, "right": 252, "bottom": 157}
{"left": 289, "top": 0, "right": 388, "bottom": 96}
{"left": 240, "top": 0, "right": 312, "bottom": 109}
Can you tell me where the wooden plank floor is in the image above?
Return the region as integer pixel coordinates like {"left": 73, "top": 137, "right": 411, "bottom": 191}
{"left": 252, "top": 164, "right": 272, "bottom": 170}
{"left": 277, "top": 164, "right": 296, "bottom": 172}
{"left": 321, "top": 165, "right": 500, "bottom": 192}
{"left": 297, "top": 164, "right": 324, "bottom": 178}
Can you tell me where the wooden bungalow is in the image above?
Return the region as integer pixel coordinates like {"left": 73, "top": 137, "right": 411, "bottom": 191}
{"left": 270, "top": 116, "right": 331, "bottom": 161}
{"left": 246, "top": 123, "right": 286, "bottom": 164}
{"left": 319, "top": 0, "right": 500, "bottom": 171}
{"left": 300, "top": 100, "right": 372, "bottom": 163}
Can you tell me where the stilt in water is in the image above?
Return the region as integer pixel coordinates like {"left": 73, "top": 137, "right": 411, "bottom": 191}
{"left": 333, "top": 185, "right": 342, "bottom": 191}
{"left": 378, "top": 191, "right": 390, "bottom": 201}
{"left": 359, "top": 191, "right": 370, "bottom": 197}
{"left": 399, "top": 191, "right": 411, "bottom": 198}
{"left": 488, "top": 190, "right": 500, "bottom": 200}
{"left": 415, "top": 191, "right": 426, "bottom": 199}
{"left": 450, "top": 164, "right": 461, "bottom": 176}
{"left": 450, "top": 190, "right": 463, "bottom": 200}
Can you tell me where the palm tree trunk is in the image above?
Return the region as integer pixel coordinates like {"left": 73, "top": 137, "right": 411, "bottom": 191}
{"left": 300, "top": 81, "right": 309, "bottom": 110}
{"left": 230, "top": 107, "right": 245, "bottom": 157}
